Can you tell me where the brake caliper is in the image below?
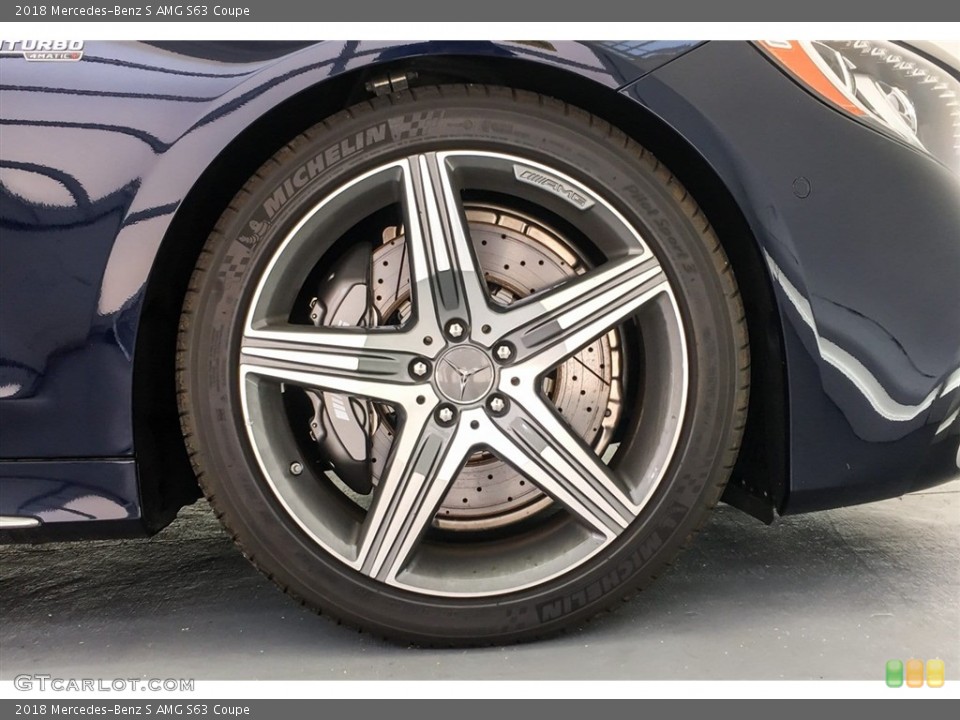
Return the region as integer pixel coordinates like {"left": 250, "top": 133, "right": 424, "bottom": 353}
{"left": 306, "top": 243, "right": 377, "bottom": 494}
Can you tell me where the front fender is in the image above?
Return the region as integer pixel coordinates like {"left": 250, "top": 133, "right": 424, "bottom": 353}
{"left": 0, "top": 39, "right": 700, "bottom": 462}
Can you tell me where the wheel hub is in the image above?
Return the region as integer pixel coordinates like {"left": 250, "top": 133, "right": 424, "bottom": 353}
{"left": 434, "top": 346, "right": 496, "bottom": 404}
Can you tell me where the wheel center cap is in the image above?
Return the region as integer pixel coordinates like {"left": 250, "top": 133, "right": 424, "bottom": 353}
{"left": 435, "top": 346, "right": 495, "bottom": 404}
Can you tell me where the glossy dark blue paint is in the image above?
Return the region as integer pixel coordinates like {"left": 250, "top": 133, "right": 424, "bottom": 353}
{"left": 623, "top": 42, "right": 960, "bottom": 511}
{"left": 0, "top": 460, "right": 140, "bottom": 537}
{"left": 0, "top": 39, "right": 957, "bottom": 536}
{"left": 0, "top": 40, "right": 701, "bottom": 531}
{"left": 0, "top": 40, "right": 698, "bottom": 458}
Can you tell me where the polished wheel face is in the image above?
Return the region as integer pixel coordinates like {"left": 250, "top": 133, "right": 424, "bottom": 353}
{"left": 369, "top": 203, "right": 626, "bottom": 530}
{"left": 237, "top": 150, "right": 687, "bottom": 597}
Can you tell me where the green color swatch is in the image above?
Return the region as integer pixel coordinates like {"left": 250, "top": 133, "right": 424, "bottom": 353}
{"left": 886, "top": 659, "right": 904, "bottom": 687}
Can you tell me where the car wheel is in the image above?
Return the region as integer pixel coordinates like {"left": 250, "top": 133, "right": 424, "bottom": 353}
{"left": 177, "top": 86, "right": 749, "bottom": 645}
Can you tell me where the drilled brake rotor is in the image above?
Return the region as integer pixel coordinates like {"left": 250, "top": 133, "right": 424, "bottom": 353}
{"left": 312, "top": 204, "right": 623, "bottom": 531}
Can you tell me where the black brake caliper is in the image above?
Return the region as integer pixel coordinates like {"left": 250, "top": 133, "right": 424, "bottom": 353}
{"left": 307, "top": 243, "right": 377, "bottom": 494}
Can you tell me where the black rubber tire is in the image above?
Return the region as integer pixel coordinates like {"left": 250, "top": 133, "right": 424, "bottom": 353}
{"left": 177, "top": 85, "right": 749, "bottom": 646}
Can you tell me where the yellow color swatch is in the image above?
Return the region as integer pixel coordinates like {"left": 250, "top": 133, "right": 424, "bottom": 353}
{"left": 926, "top": 659, "right": 945, "bottom": 688}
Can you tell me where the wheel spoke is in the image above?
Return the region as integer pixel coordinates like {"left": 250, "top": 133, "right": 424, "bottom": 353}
{"left": 502, "top": 254, "right": 667, "bottom": 368}
{"left": 240, "top": 326, "right": 425, "bottom": 405}
{"left": 400, "top": 153, "right": 492, "bottom": 336}
{"left": 355, "top": 407, "right": 466, "bottom": 583}
{"left": 488, "top": 396, "right": 637, "bottom": 538}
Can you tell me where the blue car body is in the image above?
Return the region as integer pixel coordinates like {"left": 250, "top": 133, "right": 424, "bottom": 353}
{"left": 1, "top": 40, "right": 958, "bottom": 538}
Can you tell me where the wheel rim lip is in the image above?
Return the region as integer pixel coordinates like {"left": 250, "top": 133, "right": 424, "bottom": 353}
{"left": 237, "top": 148, "right": 690, "bottom": 598}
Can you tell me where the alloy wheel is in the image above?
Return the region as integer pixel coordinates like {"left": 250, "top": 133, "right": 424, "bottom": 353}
{"left": 237, "top": 150, "right": 688, "bottom": 597}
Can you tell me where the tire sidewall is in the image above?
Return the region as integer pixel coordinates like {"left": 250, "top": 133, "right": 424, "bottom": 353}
{"left": 182, "top": 89, "right": 743, "bottom": 642}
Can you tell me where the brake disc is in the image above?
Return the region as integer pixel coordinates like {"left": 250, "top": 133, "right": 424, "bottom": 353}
{"left": 307, "top": 204, "right": 623, "bottom": 531}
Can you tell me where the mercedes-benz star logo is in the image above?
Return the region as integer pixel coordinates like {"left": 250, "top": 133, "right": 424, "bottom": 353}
{"left": 435, "top": 346, "right": 494, "bottom": 404}
{"left": 442, "top": 357, "right": 487, "bottom": 399}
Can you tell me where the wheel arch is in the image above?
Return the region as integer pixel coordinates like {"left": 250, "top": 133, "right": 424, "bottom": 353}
{"left": 134, "top": 52, "right": 787, "bottom": 531}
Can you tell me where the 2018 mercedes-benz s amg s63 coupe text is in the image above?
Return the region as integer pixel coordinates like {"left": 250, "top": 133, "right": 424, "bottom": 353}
{"left": 1, "top": 40, "right": 958, "bottom": 644}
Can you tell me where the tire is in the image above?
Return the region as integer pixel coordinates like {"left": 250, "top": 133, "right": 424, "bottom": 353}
{"left": 177, "top": 85, "right": 749, "bottom": 645}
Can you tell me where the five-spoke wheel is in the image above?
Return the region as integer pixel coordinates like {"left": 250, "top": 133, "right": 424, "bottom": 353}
{"left": 179, "top": 87, "right": 747, "bottom": 642}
